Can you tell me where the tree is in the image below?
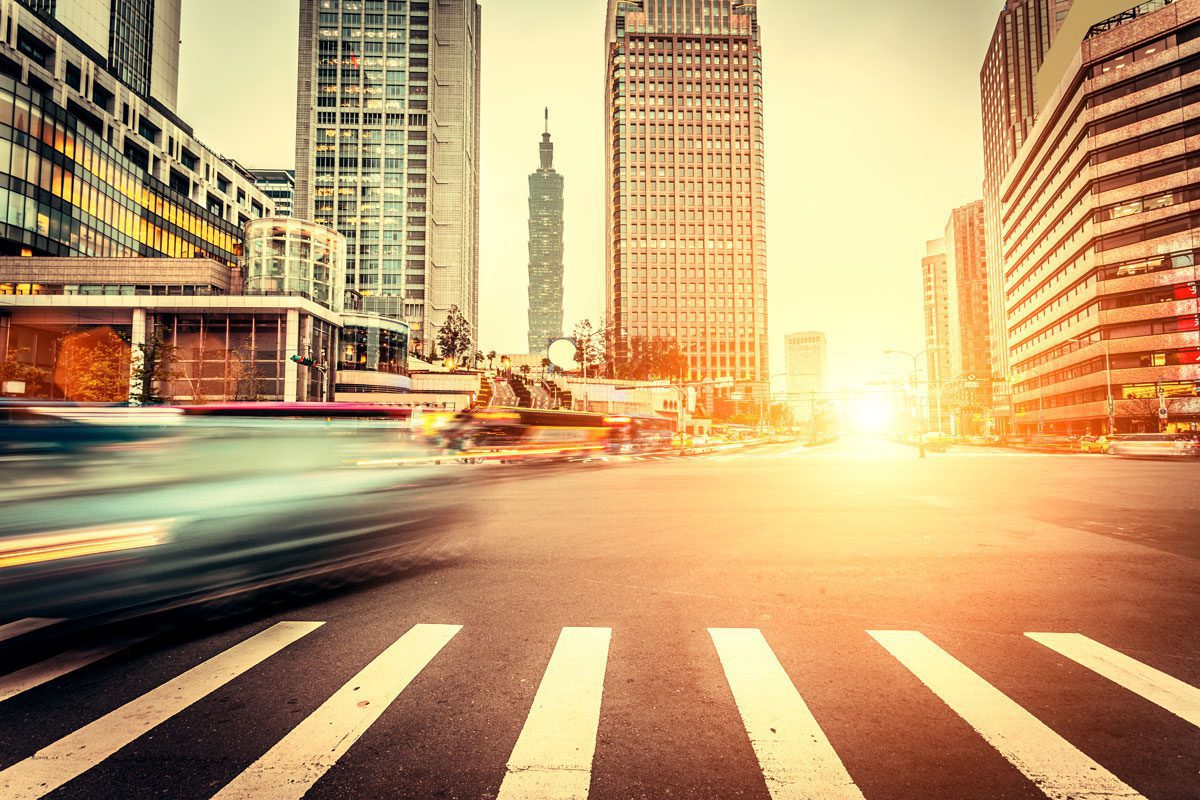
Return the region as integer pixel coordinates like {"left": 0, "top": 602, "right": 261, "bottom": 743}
{"left": 571, "top": 319, "right": 605, "bottom": 376}
{"left": 520, "top": 364, "right": 531, "bottom": 380}
{"left": 540, "top": 357, "right": 551, "bottom": 379}
{"left": 225, "top": 345, "right": 265, "bottom": 402}
{"left": 436, "top": 305, "right": 473, "bottom": 365}
{"left": 130, "top": 325, "right": 180, "bottom": 405}
{"left": 0, "top": 347, "right": 52, "bottom": 398}
{"left": 55, "top": 327, "right": 130, "bottom": 402}
{"left": 473, "top": 350, "right": 485, "bottom": 370}
{"left": 487, "top": 350, "right": 497, "bottom": 371}
{"left": 611, "top": 335, "right": 688, "bottom": 381}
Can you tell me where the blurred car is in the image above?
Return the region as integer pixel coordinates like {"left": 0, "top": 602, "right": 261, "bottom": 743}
{"left": 1108, "top": 432, "right": 1200, "bottom": 459}
{"left": 0, "top": 405, "right": 467, "bottom": 620}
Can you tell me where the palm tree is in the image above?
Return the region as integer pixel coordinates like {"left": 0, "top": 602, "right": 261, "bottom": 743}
{"left": 487, "top": 350, "right": 497, "bottom": 371}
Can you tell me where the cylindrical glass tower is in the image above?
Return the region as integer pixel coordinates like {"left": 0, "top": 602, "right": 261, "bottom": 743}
{"left": 243, "top": 218, "right": 347, "bottom": 312}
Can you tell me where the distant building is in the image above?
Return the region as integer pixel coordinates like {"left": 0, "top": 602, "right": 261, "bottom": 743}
{"left": 944, "top": 201, "right": 992, "bottom": 434}
{"left": 294, "top": 0, "right": 482, "bottom": 355}
{"left": 980, "top": 0, "right": 1075, "bottom": 431}
{"left": 527, "top": 109, "right": 564, "bottom": 354}
{"left": 0, "top": 0, "right": 272, "bottom": 265}
{"left": 604, "top": 0, "right": 768, "bottom": 383}
{"left": 784, "top": 332, "right": 827, "bottom": 423}
{"left": 249, "top": 169, "right": 295, "bottom": 218}
{"left": 921, "top": 238, "right": 953, "bottom": 432}
{"left": 1002, "top": 0, "right": 1200, "bottom": 435}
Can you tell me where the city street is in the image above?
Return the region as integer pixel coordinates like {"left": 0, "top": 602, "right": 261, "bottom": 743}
{"left": 1, "top": 439, "right": 1198, "bottom": 799}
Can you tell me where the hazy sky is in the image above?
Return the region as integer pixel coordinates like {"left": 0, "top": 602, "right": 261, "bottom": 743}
{"left": 178, "top": 0, "right": 1000, "bottom": 388}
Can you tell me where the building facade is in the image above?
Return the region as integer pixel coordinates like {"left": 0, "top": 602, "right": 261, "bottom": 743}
{"left": 1002, "top": 0, "right": 1200, "bottom": 435}
{"left": 944, "top": 200, "right": 993, "bottom": 434}
{"left": 921, "top": 237, "right": 954, "bottom": 432}
{"left": 784, "top": 331, "right": 826, "bottom": 423}
{"left": 0, "top": 1, "right": 272, "bottom": 266}
{"left": 249, "top": 168, "right": 296, "bottom": 218}
{"left": 604, "top": 0, "right": 768, "bottom": 383}
{"left": 17, "top": 0, "right": 181, "bottom": 111}
{"left": 527, "top": 109, "right": 563, "bottom": 354}
{"left": 981, "top": 0, "right": 1074, "bottom": 431}
{"left": 294, "top": 0, "right": 481, "bottom": 356}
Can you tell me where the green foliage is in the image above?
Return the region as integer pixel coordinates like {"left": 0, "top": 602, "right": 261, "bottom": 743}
{"left": 436, "top": 305, "right": 473, "bottom": 364}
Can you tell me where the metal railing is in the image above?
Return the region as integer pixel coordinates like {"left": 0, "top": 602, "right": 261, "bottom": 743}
{"left": 1086, "top": 0, "right": 1176, "bottom": 39}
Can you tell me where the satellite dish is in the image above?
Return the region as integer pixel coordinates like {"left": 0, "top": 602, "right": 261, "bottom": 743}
{"left": 548, "top": 338, "right": 579, "bottom": 371}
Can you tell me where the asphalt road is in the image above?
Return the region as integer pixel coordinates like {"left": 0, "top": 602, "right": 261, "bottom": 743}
{"left": 1, "top": 438, "right": 1198, "bottom": 799}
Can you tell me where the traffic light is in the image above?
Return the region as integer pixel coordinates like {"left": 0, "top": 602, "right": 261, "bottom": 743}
{"left": 290, "top": 354, "right": 316, "bottom": 368}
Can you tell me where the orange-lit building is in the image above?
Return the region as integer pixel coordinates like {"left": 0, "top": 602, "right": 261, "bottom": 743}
{"left": 981, "top": 0, "right": 1076, "bottom": 432}
{"left": 1002, "top": 0, "right": 1200, "bottom": 435}
{"left": 604, "top": 0, "right": 768, "bottom": 384}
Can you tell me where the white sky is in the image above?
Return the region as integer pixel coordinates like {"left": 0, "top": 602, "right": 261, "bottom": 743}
{"left": 177, "top": 0, "right": 1000, "bottom": 389}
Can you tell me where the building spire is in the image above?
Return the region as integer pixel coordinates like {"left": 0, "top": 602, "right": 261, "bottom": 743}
{"left": 539, "top": 108, "right": 554, "bottom": 171}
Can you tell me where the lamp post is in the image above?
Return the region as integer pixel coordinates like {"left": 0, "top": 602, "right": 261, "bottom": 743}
{"left": 884, "top": 348, "right": 942, "bottom": 458}
{"left": 1068, "top": 336, "right": 1114, "bottom": 436}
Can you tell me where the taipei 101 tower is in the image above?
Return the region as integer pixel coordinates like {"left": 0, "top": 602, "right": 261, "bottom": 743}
{"left": 527, "top": 108, "right": 566, "bottom": 354}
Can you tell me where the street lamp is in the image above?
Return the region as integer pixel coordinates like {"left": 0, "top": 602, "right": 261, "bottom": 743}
{"left": 1068, "top": 336, "right": 1114, "bottom": 437}
{"left": 884, "top": 347, "right": 944, "bottom": 457}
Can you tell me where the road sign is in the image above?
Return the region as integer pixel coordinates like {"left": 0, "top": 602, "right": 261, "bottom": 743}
{"left": 1158, "top": 406, "right": 1169, "bottom": 420}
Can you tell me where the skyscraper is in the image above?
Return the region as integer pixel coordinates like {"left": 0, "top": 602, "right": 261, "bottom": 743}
{"left": 295, "top": 0, "right": 481, "bottom": 355}
{"left": 527, "top": 109, "right": 564, "bottom": 354}
{"left": 17, "top": 0, "right": 182, "bottom": 111}
{"left": 921, "top": 237, "right": 953, "bottom": 432}
{"left": 604, "top": 0, "right": 768, "bottom": 383}
{"left": 980, "top": 0, "right": 1074, "bottom": 431}
{"left": 1002, "top": 0, "right": 1200, "bottom": 435}
{"left": 944, "top": 200, "right": 992, "bottom": 434}
{"left": 784, "top": 331, "right": 826, "bottom": 424}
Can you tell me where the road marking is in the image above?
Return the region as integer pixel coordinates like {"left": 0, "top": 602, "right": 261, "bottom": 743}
{"left": 0, "top": 618, "right": 63, "bottom": 643}
{"left": 1027, "top": 633, "right": 1200, "bottom": 728}
{"left": 497, "top": 626, "right": 611, "bottom": 800}
{"left": 0, "top": 638, "right": 148, "bottom": 704}
{"left": 869, "top": 631, "right": 1145, "bottom": 800}
{"left": 0, "top": 621, "right": 321, "bottom": 800}
{"left": 213, "top": 623, "right": 461, "bottom": 800}
{"left": 710, "top": 628, "right": 865, "bottom": 800}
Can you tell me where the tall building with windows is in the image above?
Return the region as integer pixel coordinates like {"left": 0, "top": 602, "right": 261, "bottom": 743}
{"left": 604, "top": 0, "right": 768, "bottom": 383}
{"left": 16, "top": 0, "right": 182, "bottom": 111}
{"left": 0, "top": 0, "right": 270, "bottom": 265}
{"left": 527, "top": 109, "right": 563, "bottom": 354}
{"left": 295, "top": 0, "right": 481, "bottom": 355}
{"left": 921, "top": 237, "right": 953, "bottom": 432}
{"left": 249, "top": 169, "right": 296, "bottom": 218}
{"left": 980, "top": 0, "right": 1074, "bottom": 431}
{"left": 944, "top": 200, "right": 993, "bottom": 434}
{"left": 784, "top": 331, "right": 826, "bottom": 423}
{"left": 1002, "top": 0, "right": 1200, "bottom": 435}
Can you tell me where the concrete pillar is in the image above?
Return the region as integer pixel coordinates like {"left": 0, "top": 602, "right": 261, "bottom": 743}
{"left": 283, "top": 309, "right": 300, "bottom": 402}
{"left": 127, "top": 308, "right": 147, "bottom": 404}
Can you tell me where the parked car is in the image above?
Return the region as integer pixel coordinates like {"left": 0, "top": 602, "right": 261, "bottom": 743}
{"left": 1108, "top": 432, "right": 1200, "bottom": 459}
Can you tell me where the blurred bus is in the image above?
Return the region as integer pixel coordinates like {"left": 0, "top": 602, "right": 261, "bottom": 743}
{"left": 440, "top": 408, "right": 675, "bottom": 459}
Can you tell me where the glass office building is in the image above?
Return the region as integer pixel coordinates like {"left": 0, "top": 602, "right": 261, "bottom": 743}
{"left": 295, "top": 0, "right": 481, "bottom": 355}
{"left": 244, "top": 217, "right": 347, "bottom": 313}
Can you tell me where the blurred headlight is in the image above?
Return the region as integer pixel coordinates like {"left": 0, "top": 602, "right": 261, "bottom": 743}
{"left": 0, "top": 519, "right": 173, "bottom": 569}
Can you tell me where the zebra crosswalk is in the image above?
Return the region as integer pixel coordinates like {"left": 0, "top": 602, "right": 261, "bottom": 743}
{"left": 0, "top": 620, "right": 1195, "bottom": 799}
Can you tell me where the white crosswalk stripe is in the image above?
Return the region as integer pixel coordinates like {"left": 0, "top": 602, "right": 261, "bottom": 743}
{"left": 0, "top": 617, "right": 63, "bottom": 644}
{"left": 0, "top": 637, "right": 147, "bottom": 705}
{"left": 869, "top": 630, "right": 1146, "bottom": 800}
{"left": 497, "top": 627, "right": 611, "bottom": 800}
{"left": 213, "top": 623, "right": 461, "bottom": 800}
{"left": 711, "top": 628, "right": 865, "bottom": 800}
{"left": 0, "top": 621, "right": 322, "bottom": 800}
{"left": 1027, "top": 633, "right": 1200, "bottom": 728}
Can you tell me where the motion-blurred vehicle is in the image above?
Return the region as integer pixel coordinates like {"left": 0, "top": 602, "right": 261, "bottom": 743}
{"left": 439, "top": 407, "right": 675, "bottom": 461}
{"left": 1024, "top": 434, "right": 1077, "bottom": 453}
{"left": 1107, "top": 432, "right": 1200, "bottom": 459}
{"left": 0, "top": 403, "right": 465, "bottom": 620}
